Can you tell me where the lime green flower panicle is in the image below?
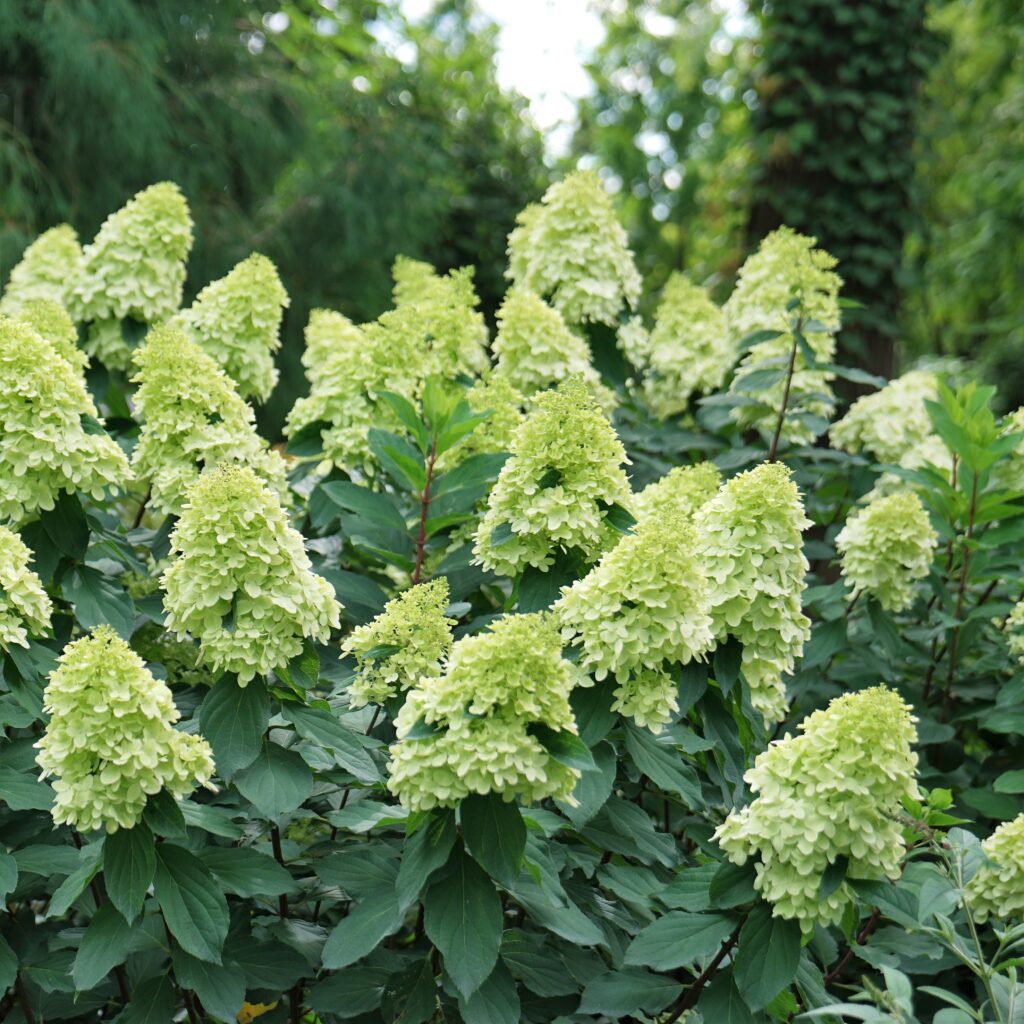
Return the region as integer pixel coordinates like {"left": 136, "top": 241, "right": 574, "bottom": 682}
{"left": 0, "top": 225, "right": 82, "bottom": 315}
{"left": 965, "top": 814, "right": 1024, "bottom": 922}
{"left": 726, "top": 227, "right": 841, "bottom": 446}
{"left": 506, "top": 170, "right": 641, "bottom": 327}
{"left": 388, "top": 613, "right": 580, "bottom": 811}
{"left": 176, "top": 253, "right": 289, "bottom": 402}
{"left": 344, "top": 579, "right": 456, "bottom": 708}
{"left": 36, "top": 626, "right": 215, "bottom": 833}
{"left": 0, "top": 318, "right": 129, "bottom": 523}
{"left": 625, "top": 273, "right": 737, "bottom": 418}
{"left": 460, "top": 373, "right": 525, "bottom": 458}
{"left": 633, "top": 462, "right": 722, "bottom": 523}
{"left": 695, "top": 462, "right": 811, "bottom": 724}
{"left": 10, "top": 299, "right": 87, "bottom": 374}
{"left": 993, "top": 406, "right": 1024, "bottom": 494}
{"left": 302, "top": 309, "right": 366, "bottom": 388}
{"left": 493, "top": 287, "right": 612, "bottom": 408}
{"left": 161, "top": 466, "right": 340, "bottom": 684}
{"left": 714, "top": 685, "right": 919, "bottom": 934}
{"left": 0, "top": 525, "right": 52, "bottom": 650}
{"left": 555, "top": 510, "right": 714, "bottom": 731}
{"left": 836, "top": 491, "right": 937, "bottom": 612}
{"left": 131, "top": 324, "right": 288, "bottom": 516}
{"left": 1005, "top": 598, "right": 1024, "bottom": 663}
{"left": 474, "top": 376, "right": 633, "bottom": 576}
{"left": 71, "top": 182, "right": 194, "bottom": 369}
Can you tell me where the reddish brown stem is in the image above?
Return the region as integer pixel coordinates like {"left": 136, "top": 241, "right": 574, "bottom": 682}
{"left": 767, "top": 327, "right": 801, "bottom": 462}
{"left": 411, "top": 439, "right": 438, "bottom": 585}
{"left": 665, "top": 923, "right": 742, "bottom": 1020}
{"left": 824, "top": 907, "right": 881, "bottom": 984}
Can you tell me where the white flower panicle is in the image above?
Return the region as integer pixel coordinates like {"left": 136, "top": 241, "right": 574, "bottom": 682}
{"left": 506, "top": 170, "right": 641, "bottom": 326}
{"left": 301, "top": 309, "right": 367, "bottom": 387}
{"left": 9, "top": 299, "right": 87, "bottom": 373}
{"left": 162, "top": 466, "right": 340, "bottom": 684}
{"left": 36, "top": 626, "right": 215, "bottom": 833}
{"left": 555, "top": 510, "right": 715, "bottom": 731}
{"left": 714, "top": 686, "right": 919, "bottom": 933}
{"left": 965, "top": 814, "right": 1024, "bottom": 922}
{"left": 388, "top": 613, "right": 581, "bottom": 811}
{"left": 1006, "top": 598, "right": 1024, "bottom": 664}
{"left": 474, "top": 377, "right": 633, "bottom": 576}
{"left": 344, "top": 579, "right": 456, "bottom": 708}
{"left": 0, "top": 318, "right": 129, "bottom": 523}
{"left": 836, "top": 491, "right": 938, "bottom": 611}
{"left": 0, "top": 525, "right": 52, "bottom": 650}
{"left": 993, "top": 406, "right": 1024, "bottom": 494}
{"left": 174, "top": 253, "right": 289, "bottom": 402}
{"left": 131, "top": 324, "right": 288, "bottom": 516}
{"left": 71, "top": 182, "right": 194, "bottom": 369}
{"left": 0, "top": 224, "right": 83, "bottom": 315}
{"left": 633, "top": 462, "right": 722, "bottom": 523}
{"left": 695, "top": 462, "right": 812, "bottom": 724}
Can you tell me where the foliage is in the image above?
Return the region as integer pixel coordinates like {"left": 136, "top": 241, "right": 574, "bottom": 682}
{"left": 2, "top": 173, "right": 1024, "bottom": 1024}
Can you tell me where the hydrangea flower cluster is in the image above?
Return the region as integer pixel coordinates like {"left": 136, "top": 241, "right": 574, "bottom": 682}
{"left": 460, "top": 373, "right": 525, "bottom": 459}
{"left": 474, "top": 377, "right": 633, "bottom": 575}
{"left": 993, "top": 406, "right": 1024, "bottom": 494}
{"left": 174, "top": 253, "right": 289, "bottom": 402}
{"left": 162, "top": 466, "right": 340, "bottom": 684}
{"left": 0, "top": 525, "right": 52, "bottom": 650}
{"left": 694, "top": 462, "right": 811, "bottom": 724}
{"left": 506, "top": 170, "right": 641, "bottom": 326}
{"left": 0, "top": 224, "right": 82, "bottom": 315}
{"left": 831, "top": 370, "right": 939, "bottom": 464}
{"left": 836, "top": 492, "right": 937, "bottom": 611}
{"left": 388, "top": 613, "right": 580, "bottom": 810}
{"left": 633, "top": 462, "right": 722, "bottom": 523}
{"left": 301, "top": 309, "right": 366, "bottom": 387}
{"left": 555, "top": 511, "right": 714, "bottom": 731}
{"left": 1005, "top": 598, "right": 1024, "bottom": 664}
{"left": 621, "top": 273, "right": 737, "bottom": 417}
{"left": 70, "top": 183, "right": 194, "bottom": 369}
{"left": 492, "top": 287, "right": 611, "bottom": 407}
{"left": 726, "top": 228, "right": 842, "bottom": 445}
{"left": 344, "top": 579, "right": 455, "bottom": 708}
{"left": 965, "top": 814, "right": 1024, "bottom": 922}
{"left": 0, "top": 318, "right": 129, "bottom": 523}
{"left": 131, "top": 324, "right": 288, "bottom": 516}
{"left": 36, "top": 626, "right": 215, "bottom": 833}
{"left": 10, "top": 299, "right": 87, "bottom": 374}
{"left": 715, "top": 686, "right": 919, "bottom": 933}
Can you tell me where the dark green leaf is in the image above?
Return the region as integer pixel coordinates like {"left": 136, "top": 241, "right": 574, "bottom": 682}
{"left": 460, "top": 792, "right": 526, "bottom": 887}
{"left": 200, "top": 847, "right": 295, "bottom": 897}
{"left": 112, "top": 975, "right": 175, "bottom": 1024}
{"left": 624, "top": 911, "right": 736, "bottom": 971}
{"left": 396, "top": 809, "right": 458, "bottom": 911}
{"left": 713, "top": 636, "right": 743, "bottom": 694}
{"left": 40, "top": 490, "right": 89, "bottom": 560}
{"left": 285, "top": 418, "right": 328, "bottom": 457}
{"left": 308, "top": 967, "right": 391, "bottom": 1018}
{"left": 63, "top": 565, "right": 135, "bottom": 639}
{"left": 282, "top": 704, "right": 380, "bottom": 783}
{"left": 142, "top": 789, "right": 186, "bottom": 838}
{"left": 733, "top": 903, "right": 801, "bottom": 1010}
{"left": 73, "top": 903, "right": 132, "bottom": 991}
{"left": 698, "top": 970, "right": 758, "bottom": 1023}
{"left": 601, "top": 500, "right": 637, "bottom": 534}
{"left": 579, "top": 968, "right": 682, "bottom": 1017}
{"left": 173, "top": 948, "right": 246, "bottom": 1022}
{"left": 709, "top": 860, "right": 758, "bottom": 909}
{"left": 820, "top": 855, "right": 848, "bottom": 900}
{"left": 199, "top": 675, "right": 269, "bottom": 781}
{"left": 104, "top": 824, "right": 155, "bottom": 923}
{"left": 234, "top": 741, "right": 313, "bottom": 819}
{"left": 0, "top": 766, "right": 53, "bottom": 810}
{"left": 432, "top": 453, "right": 508, "bottom": 498}
{"left": 457, "top": 961, "right": 520, "bottom": 1024}
{"left": 153, "top": 844, "right": 229, "bottom": 964}
{"left": 623, "top": 723, "right": 703, "bottom": 808}
{"left": 320, "top": 480, "right": 408, "bottom": 534}
{"left": 0, "top": 935, "right": 15, "bottom": 992}
{"left": 529, "top": 724, "right": 595, "bottom": 771}
{"left": 321, "top": 893, "right": 404, "bottom": 969}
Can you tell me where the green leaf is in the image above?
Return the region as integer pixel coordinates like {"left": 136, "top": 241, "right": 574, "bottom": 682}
{"left": 732, "top": 903, "right": 801, "bottom": 1010}
{"left": 320, "top": 480, "right": 408, "bottom": 534}
{"left": 529, "top": 723, "right": 595, "bottom": 771}
{"left": 460, "top": 792, "right": 526, "bottom": 887}
{"left": 285, "top": 418, "right": 328, "bottom": 457}
{"left": 698, "top": 971, "right": 757, "bottom": 1023}
{"left": 457, "top": 961, "right": 520, "bottom": 1024}
{"left": 558, "top": 740, "right": 616, "bottom": 829}
{"left": 142, "top": 789, "right": 186, "bottom": 838}
{"left": 396, "top": 809, "right": 458, "bottom": 911}
{"left": 321, "top": 893, "right": 405, "bottom": 970}
{"left": 153, "top": 844, "right": 229, "bottom": 964}
{"left": 501, "top": 931, "right": 577, "bottom": 997}
{"left": 488, "top": 522, "right": 517, "bottom": 548}
{"left": 601, "top": 500, "right": 637, "bottom": 534}
{"left": 379, "top": 390, "right": 431, "bottom": 453}
{"left": 112, "top": 975, "right": 176, "bottom": 1024}
{"left": 104, "top": 824, "right": 155, "bottom": 922}
{"left": 380, "top": 956, "right": 438, "bottom": 1023}
{"left": 713, "top": 636, "right": 743, "bottom": 694}
{"left": 994, "top": 769, "right": 1024, "bottom": 793}
{"left": 308, "top": 967, "right": 391, "bottom": 1019}
{"left": 0, "top": 766, "right": 53, "bottom": 810}
{"left": 578, "top": 968, "right": 682, "bottom": 1017}
{"left": 172, "top": 947, "right": 246, "bottom": 1022}
{"left": 200, "top": 847, "right": 295, "bottom": 897}
{"left": 623, "top": 723, "right": 703, "bottom": 808}
{"left": 820, "top": 855, "right": 848, "bottom": 900}
{"left": 199, "top": 674, "right": 269, "bottom": 781}
{"left": 432, "top": 452, "right": 508, "bottom": 498}
{"left": 234, "top": 741, "right": 313, "bottom": 820}
{"left": 709, "top": 860, "right": 758, "bottom": 909}
{"left": 624, "top": 911, "right": 736, "bottom": 971}
{"left": 63, "top": 564, "right": 136, "bottom": 639}
{"left": 0, "top": 934, "right": 15, "bottom": 992}
{"left": 0, "top": 849, "right": 17, "bottom": 902}
{"left": 424, "top": 845, "right": 502, "bottom": 998}
{"left": 73, "top": 903, "right": 133, "bottom": 991}
{"left": 282, "top": 704, "right": 380, "bottom": 783}
{"left": 368, "top": 429, "right": 427, "bottom": 491}
{"left": 40, "top": 490, "right": 89, "bottom": 560}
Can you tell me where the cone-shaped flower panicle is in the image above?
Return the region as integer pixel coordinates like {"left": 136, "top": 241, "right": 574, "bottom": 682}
{"left": 836, "top": 492, "right": 937, "bottom": 612}
{"left": 506, "top": 170, "right": 641, "bottom": 326}
{"left": 301, "top": 309, "right": 367, "bottom": 388}
{"left": 555, "top": 510, "right": 714, "bottom": 731}
{"left": 0, "top": 525, "right": 52, "bottom": 650}
{"left": 831, "top": 370, "right": 939, "bottom": 465}
{"left": 0, "top": 225, "right": 83, "bottom": 315}
{"left": 714, "top": 685, "right": 919, "bottom": 933}
{"left": 344, "top": 579, "right": 456, "bottom": 708}
{"left": 131, "top": 324, "right": 288, "bottom": 516}
{"left": 36, "top": 626, "right": 215, "bottom": 833}
{"left": 493, "top": 287, "right": 612, "bottom": 408}
{"left": 634, "top": 462, "right": 722, "bottom": 524}
{"left": 622, "top": 273, "right": 737, "bottom": 417}
{"left": 695, "top": 462, "right": 811, "bottom": 724}
{"left": 993, "top": 406, "right": 1024, "bottom": 494}
{"left": 71, "top": 183, "right": 194, "bottom": 369}
{"left": 965, "top": 814, "right": 1024, "bottom": 922}
{"left": 388, "top": 613, "right": 580, "bottom": 811}
{"left": 727, "top": 228, "right": 841, "bottom": 446}
{"left": 162, "top": 466, "right": 340, "bottom": 684}
{"left": 0, "top": 318, "right": 129, "bottom": 523}
{"left": 1006, "top": 598, "right": 1024, "bottom": 664}
{"left": 459, "top": 373, "right": 525, "bottom": 459}
{"left": 474, "top": 377, "right": 633, "bottom": 575}
{"left": 175, "top": 253, "right": 289, "bottom": 402}
{"left": 9, "top": 299, "right": 87, "bottom": 373}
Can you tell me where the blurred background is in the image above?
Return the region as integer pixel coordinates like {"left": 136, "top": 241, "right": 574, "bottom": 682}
{"left": 1, "top": 0, "right": 1021, "bottom": 431}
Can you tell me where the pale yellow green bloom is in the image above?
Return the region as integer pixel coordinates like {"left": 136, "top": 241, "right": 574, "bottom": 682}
{"left": 0, "top": 525, "right": 52, "bottom": 650}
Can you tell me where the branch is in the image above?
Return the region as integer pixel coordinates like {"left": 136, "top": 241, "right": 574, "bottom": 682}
{"left": 665, "top": 923, "right": 742, "bottom": 1021}
{"left": 412, "top": 438, "right": 438, "bottom": 585}
{"left": 824, "top": 907, "right": 881, "bottom": 985}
